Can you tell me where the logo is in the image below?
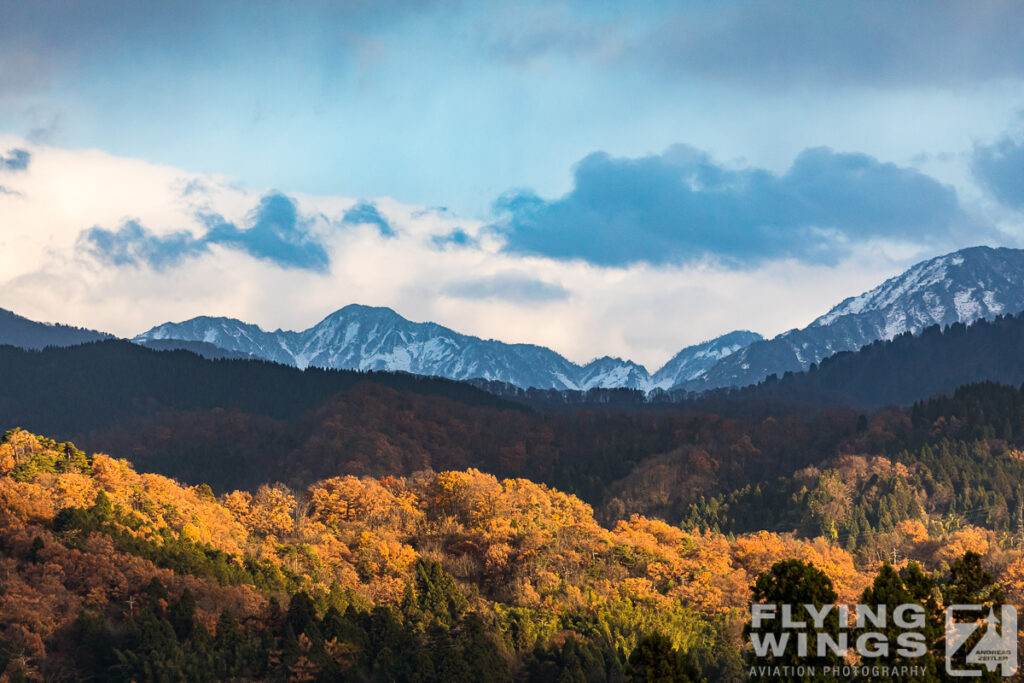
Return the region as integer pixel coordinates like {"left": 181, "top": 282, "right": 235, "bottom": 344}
{"left": 747, "top": 603, "right": 929, "bottom": 679}
{"left": 747, "top": 602, "right": 1020, "bottom": 679}
{"left": 946, "top": 605, "right": 1018, "bottom": 678}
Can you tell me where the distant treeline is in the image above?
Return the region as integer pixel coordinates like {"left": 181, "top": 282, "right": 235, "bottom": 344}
{"left": 0, "top": 339, "right": 520, "bottom": 435}
{"left": 713, "top": 312, "right": 1024, "bottom": 409}
{"left": 0, "top": 307, "right": 113, "bottom": 349}
{"left": 477, "top": 312, "right": 1024, "bottom": 412}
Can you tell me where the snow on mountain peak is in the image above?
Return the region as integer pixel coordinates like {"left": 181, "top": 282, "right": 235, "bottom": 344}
{"left": 132, "top": 247, "right": 1024, "bottom": 396}
{"left": 689, "top": 246, "right": 1024, "bottom": 392}
{"left": 134, "top": 304, "right": 765, "bottom": 393}
{"left": 651, "top": 330, "right": 764, "bottom": 389}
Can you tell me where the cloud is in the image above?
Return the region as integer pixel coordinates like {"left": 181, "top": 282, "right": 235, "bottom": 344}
{"left": 492, "top": 145, "right": 963, "bottom": 267}
{"left": 0, "top": 1, "right": 448, "bottom": 97}
{"left": 442, "top": 272, "right": 569, "bottom": 303}
{"left": 1, "top": 137, "right": 950, "bottom": 370}
{"left": 466, "top": 3, "right": 1024, "bottom": 89}
{"left": 203, "top": 193, "right": 330, "bottom": 270}
{"left": 78, "top": 220, "right": 205, "bottom": 269}
{"left": 1, "top": 148, "right": 30, "bottom": 171}
{"left": 79, "top": 192, "right": 330, "bottom": 272}
{"left": 638, "top": 2, "right": 1024, "bottom": 88}
{"left": 26, "top": 113, "right": 60, "bottom": 144}
{"left": 7, "top": 2, "right": 1019, "bottom": 100}
{"left": 479, "top": 4, "right": 620, "bottom": 66}
{"left": 972, "top": 132, "right": 1024, "bottom": 210}
{"left": 431, "top": 228, "right": 476, "bottom": 249}
{"left": 342, "top": 201, "right": 394, "bottom": 237}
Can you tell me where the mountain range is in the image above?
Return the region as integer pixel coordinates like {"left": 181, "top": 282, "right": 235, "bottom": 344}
{"left": 133, "top": 305, "right": 766, "bottom": 391}
{"left": 4, "top": 245, "right": 1024, "bottom": 393}
{"left": 685, "top": 246, "right": 1024, "bottom": 391}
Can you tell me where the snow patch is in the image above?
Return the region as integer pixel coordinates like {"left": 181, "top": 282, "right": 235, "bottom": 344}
{"left": 953, "top": 289, "right": 982, "bottom": 321}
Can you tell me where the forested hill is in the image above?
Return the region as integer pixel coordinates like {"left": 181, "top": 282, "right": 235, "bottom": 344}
{"left": 135, "top": 337, "right": 255, "bottom": 360}
{"left": 0, "top": 339, "right": 520, "bottom": 435}
{"left": 9, "top": 318, "right": 1024, "bottom": 503}
{"left": 716, "top": 311, "right": 1024, "bottom": 409}
{"left": 1, "top": 428, "right": 1019, "bottom": 681}
{"left": 7, "top": 309, "right": 1024, "bottom": 430}
{"left": 0, "top": 307, "right": 113, "bottom": 349}
{"left": 473, "top": 311, "right": 1024, "bottom": 412}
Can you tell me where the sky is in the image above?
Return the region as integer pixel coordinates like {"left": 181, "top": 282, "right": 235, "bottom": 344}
{"left": 1, "top": 0, "right": 1023, "bottom": 369}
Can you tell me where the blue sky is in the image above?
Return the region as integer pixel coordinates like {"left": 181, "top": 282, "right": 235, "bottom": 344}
{"left": 4, "top": 1, "right": 1022, "bottom": 216}
{"left": 1, "top": 1, "right": 1023, "bottom": 367}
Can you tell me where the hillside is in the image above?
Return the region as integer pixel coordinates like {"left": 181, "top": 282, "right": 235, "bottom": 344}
{"left": 0, "top": 339, "right": 518, "bottom": 437}
{"left": 731, "top": 312, "right": 1024, "bottom": 409}
{"left": 0, "top": 338, "right": 847, "bottom": 495}
{"left": 8, "top": 319, "right": 1024, "bottom": 502}
{"left": 135, "top": 338, "right": 254, "bottom": 361}
{"left": 0, "top": 308, "right": 113, "bottom": 349}
{"left": 1, "top": 428, "right": 1020, "bottom": 680}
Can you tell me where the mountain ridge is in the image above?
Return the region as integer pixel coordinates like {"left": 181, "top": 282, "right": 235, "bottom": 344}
{"left": 8, "top": 245, "right": 1024, "bottom": 394}
{"left": 0, "top": 307, "right": 114, "bottom": 349}
{"left": 685, "top": 246, "right": 1024, "bottom": 391}
{"left": 135, "top": 303, "right": 760, "bottom": 392}
{"left": 138, "top": 245, "right": 1024, "bottom": 393}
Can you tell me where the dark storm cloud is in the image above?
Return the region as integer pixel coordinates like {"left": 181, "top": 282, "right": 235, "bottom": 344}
{"left": 442, "top": 273, "right": 569, "bottom": 302}
{"left": 492, "top": 145, "right": 963, "bottom": 267}
{"left": 972, "top": 133, "right": 1024, "bottom": 210}
{"left": 0, "top": 2, "right": 206, "bottom": 95}
{"left": 79, "top": 192, "right": 330, "bottom": 272}
{"left": 341, "top": 201, "right": 394, "bottom": 237}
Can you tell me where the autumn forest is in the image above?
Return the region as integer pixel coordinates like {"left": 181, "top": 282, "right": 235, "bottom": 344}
{"left": 1, "top": 344, "right": 1023, "bottom": 680}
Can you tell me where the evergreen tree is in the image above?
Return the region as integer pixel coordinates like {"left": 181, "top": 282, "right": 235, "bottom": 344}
{"left": 626, "top": 632, "right": 702, "bottom": 682}
{"left": 744, "top": 559, "right": 842, "bottom": 682}
{"left": 858, "top": 563, "right": 941, "bottom": 680}
{"left": 169, "top": 589, "right": 196, "bottom": 641}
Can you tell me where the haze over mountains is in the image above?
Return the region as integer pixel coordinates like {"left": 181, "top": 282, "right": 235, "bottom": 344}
{"left": 4, "top": 246, "right": 1024, "bottom": 393}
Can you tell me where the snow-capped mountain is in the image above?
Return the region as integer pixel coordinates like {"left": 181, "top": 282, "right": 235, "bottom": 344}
{"left": 127, "top": 246, "right": 1024, "bottom": 394}
{"left": 134, "top": 304, "right": 757, "bottom": 391}
{"left": 577, "top": 356, "right": 654, "bottom": 391}
{"left": 686, "top": 246, "right": 1024, "bottom": 391}
{"left": 133, "top": 315, "right": 298, "bottom": 365}
{"left": 651, "top": 330, "right": 763, "bottom": 389}
{"left": 138, "top": 304, "right": 598, "bottom": 390}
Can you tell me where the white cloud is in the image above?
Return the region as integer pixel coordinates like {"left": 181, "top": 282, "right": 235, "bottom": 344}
{"left": 0, "top": 137, "right": 930, "bottom": 370}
